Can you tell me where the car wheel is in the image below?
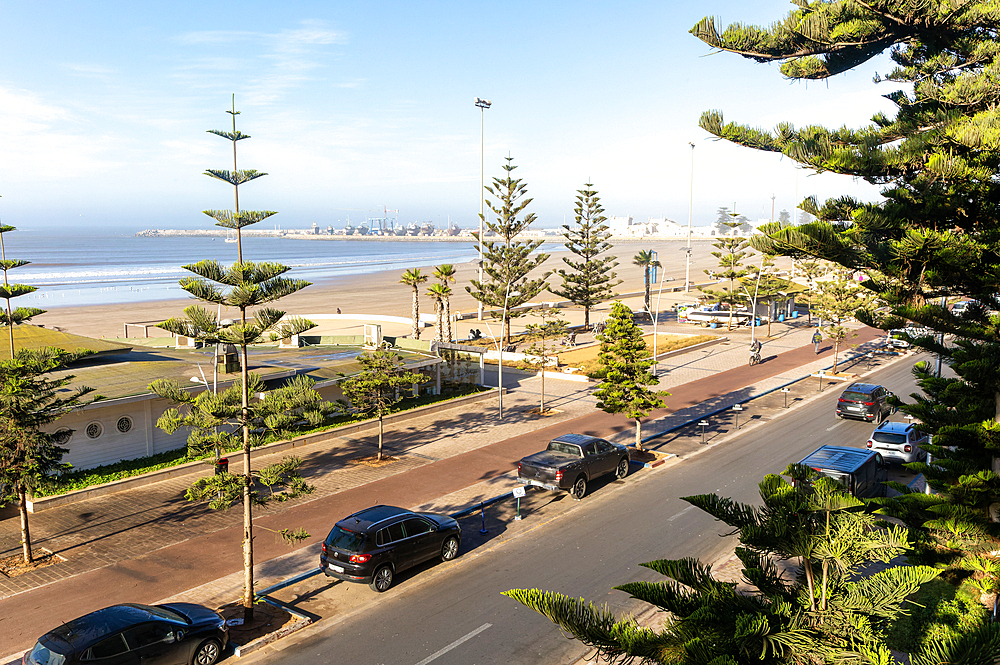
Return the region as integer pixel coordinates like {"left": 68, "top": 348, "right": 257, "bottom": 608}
{"left": 441, "top": 536, "right": 460, "bottom": 562}
{"left": 192, "top": 639, "right": 222, "bottom": 665}
{"left": 614, "top": 457, "right": 629, "bottom": 480}
{"left": 369, "top": 565, "right": 394, "bottom": 592}
{"left": 571, "top": 476, "right": 587, "bottom": 500}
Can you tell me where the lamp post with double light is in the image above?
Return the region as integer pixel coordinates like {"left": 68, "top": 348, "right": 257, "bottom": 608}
{"left": 475, "top": 97, "right": 492, "bottom": 321}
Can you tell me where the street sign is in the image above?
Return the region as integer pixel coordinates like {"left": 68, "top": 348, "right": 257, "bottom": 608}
{"left": 512, "top": 486, "right": 526, "bottom": 498}
{"left": 732, "top": 404, "right": 743, "bottom": 411}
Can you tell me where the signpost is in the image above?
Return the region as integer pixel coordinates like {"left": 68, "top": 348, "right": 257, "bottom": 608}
{"left": 512, "top": 486, "right": 526, "bottom": 521}
{"left": 699, "top": 421, "right": 710, "bottom": 445}
{"left": 733, "top": 404, "right": 744, "bottom": 430}
{"left": 780, "top": 387, "right": 790, "bottom": 408}
{"left": 818, "top": 369, "right": 826, "bottom": 392}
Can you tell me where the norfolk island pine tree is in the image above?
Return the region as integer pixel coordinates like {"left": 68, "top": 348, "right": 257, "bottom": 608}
{"left": 153, "top": 96, "right": 314, "bottom": 622}
{"left": 593, "top": 302, "right": 667, "bottom": 452}
{"left": 466, "top": 156, "right": 549, "bottom": 346}
{"left": 550, "top": 184, "right": 621, "bottom": 330}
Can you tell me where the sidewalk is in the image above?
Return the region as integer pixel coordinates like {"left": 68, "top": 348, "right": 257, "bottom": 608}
{"left": 0, "top": 317, "right": 888, "bottom": 657}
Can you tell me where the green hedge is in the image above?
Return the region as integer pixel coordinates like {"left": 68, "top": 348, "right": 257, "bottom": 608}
{"left": 31, "top": 384, "right": 488, "bottom": 498}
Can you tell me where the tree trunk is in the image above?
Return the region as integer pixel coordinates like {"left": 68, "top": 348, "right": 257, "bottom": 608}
{"left": 377, "top": 415, "right": 384, "bottom": 461}
{"left": 644, "top": 270, "right": 651, "bottom": 313}
{"left": 584, "top": 306, "right": 590, "bottom": 331}
{"left": 803, "top": 558, "right": 817, "bottom": 612}
{"left": 833, "top": 339, "right": 841, "bottom": 374}
{"left": 444, "top": 297, "right": 452, "bottom": 342}
{"left": 412, "top": 288, "right": 420, "bottom": 340}
{"left": 240, "top": 342, "right": 254, "bottom": 623}
{"left": 18, "top": 485, "right": 32, "bottom": 564}
{"left": 635, "top": 418, "right": 644, "bottom": 451}
{"left": 503, "top": 313, "right": 510, "bottom": 348}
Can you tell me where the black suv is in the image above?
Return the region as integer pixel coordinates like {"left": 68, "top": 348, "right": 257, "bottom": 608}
{"left": 320, "top": 505, "right": 461, "bottom": 592}
{"left": 836, "top": 382, "right": 895, "bottom": 422}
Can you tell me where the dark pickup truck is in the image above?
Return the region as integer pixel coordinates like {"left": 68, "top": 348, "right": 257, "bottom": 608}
{"left": 516, "top": 433, "right": 630, "bottom": 499}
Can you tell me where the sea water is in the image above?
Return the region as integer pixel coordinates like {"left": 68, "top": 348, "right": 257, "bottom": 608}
{"left": 1, "top": 228, "right": 559, "bottom": 308}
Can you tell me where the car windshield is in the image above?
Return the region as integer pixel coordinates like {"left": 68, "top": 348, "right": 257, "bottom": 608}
{"left": 873, "top": 433, "right": 907, "bottom": 445}
{"left": 547, "top": 442, "right": 582, "bottom": 456}
{"left": 841, "top": 391, "right": 869, "bottom": 401}
{"left": 327, "top": 526, "right": 366, "bottom": 552}
{"left": 28, "top": 642, "right": 67, "bottom": 665}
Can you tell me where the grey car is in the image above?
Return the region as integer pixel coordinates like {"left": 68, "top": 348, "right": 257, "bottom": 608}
{"left": 836, "top": 383, "right": 895, "bottom": 422}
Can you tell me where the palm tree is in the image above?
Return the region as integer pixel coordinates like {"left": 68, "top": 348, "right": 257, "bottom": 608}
{"left": 426, "top": 283, "right": 451, "bottom": 342}
{"left": 399, "top": 268, "right": 428, "bottom": 339}
{"left": 632, "top": 250, "right": 661, "bottom": 316}
{"left": 433, "top": 264, "right": 457, "bottom": 342}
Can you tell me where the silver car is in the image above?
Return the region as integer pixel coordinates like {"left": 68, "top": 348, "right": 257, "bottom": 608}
{"left": 866, "top": 421, "right": 928, "bottom": 464}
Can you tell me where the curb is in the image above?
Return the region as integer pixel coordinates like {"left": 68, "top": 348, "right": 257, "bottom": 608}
{"left": 231, "top": 601, "right": 312, "bottom": 658}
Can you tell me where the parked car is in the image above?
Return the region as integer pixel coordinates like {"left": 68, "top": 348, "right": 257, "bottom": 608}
{"left": 517, "top": 433, "right": 630, "bottom": 500}
{"left": 836, "top": 382, "right": 895, "bottom": 422}
{"left": 866, "top": 420, "right": 928, "bottom": 464}
{"left": 952, "top": 300, "right": 974, "bottom": 315}
{"left": 795, "top": 445, "right": 888, "bottom": 498}
{"left": 320, "top": 505, "right": 461, "bottom": 593}
{"left": 23, "top": 603, "right": 228, "bottom": 665}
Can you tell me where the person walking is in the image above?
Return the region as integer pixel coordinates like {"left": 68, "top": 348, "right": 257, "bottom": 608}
{"left": 812, "top": 330, "right": 822, "bottom": 354}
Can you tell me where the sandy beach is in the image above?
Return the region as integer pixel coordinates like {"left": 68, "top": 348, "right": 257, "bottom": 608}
{"left": 34, "top": 238, "right": 792, "bottom": 341}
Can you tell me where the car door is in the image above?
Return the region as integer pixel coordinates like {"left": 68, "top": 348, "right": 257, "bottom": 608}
{"left": 376, "top": 522, "right": 406, "bottom": 569}
{"left": 123, "top": 623, "right": 184, "bottom": 665}
{"left": 581, "top": 442, "right": 604, "bottom": 478}
{"left": 82, "top": 633, "right": 139, "bottom": 665}
{"left": 594, "top": 440, "right": 618, "bottom": 476}
{"left": 400, "top": 516, "right": 438, "bottom": 565}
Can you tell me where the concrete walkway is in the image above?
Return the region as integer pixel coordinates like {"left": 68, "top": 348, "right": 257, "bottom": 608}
{"left": 0, "top": 315, "right": 889, "bottom": 658}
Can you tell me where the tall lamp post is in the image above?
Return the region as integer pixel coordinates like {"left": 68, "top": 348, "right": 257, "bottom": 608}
{"left": 475, "top": 97, "right": 492, "bottom": 321}
{"left": 685, "top": 142, "right": 695, "bottom": 293}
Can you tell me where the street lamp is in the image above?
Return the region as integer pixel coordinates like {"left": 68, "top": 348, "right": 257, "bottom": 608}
{"left": 685, "top": 142, "right": 695, "bottom": 293}
{"left": 475, "top": 97, "right": 492, "bottom": 321}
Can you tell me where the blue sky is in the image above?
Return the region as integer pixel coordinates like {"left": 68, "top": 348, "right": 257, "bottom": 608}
{"left": 0, "top": 1, "right": 898, "bottom": 231}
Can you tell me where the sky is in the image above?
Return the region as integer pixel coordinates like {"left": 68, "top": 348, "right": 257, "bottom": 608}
{"left": 0, "top": 1, "right": 901, "bottom": 232}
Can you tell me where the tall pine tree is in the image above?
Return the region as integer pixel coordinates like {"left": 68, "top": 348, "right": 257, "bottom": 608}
{"left": 691, "top": 2, "right": 1000, "bottom": 515}
{"left": 467, "top": 157, "right": 550, "bottom": 345}
{"left": 155, "top": 96, "right": 314, "bottom": 621}
{"left": 551, "top": 184, "right": 621, "bottom": 329}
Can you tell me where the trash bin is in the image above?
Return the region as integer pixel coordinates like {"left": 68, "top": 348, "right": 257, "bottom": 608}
{"left": 709, "top": 322, "right": 717, "bottom": 329}
{"left": 792, "top": 311, "right": 799, "bottom": 318}
{"left": 778, "top": 313, "right": 785, "bottom": 322}
{"left": 215, "top": 457, "right": 229, "bottom": 475}
{"left": 755, "top": 317, "right": 761, "bottom": 327}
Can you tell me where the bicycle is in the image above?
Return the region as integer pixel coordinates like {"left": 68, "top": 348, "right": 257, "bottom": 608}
{"left": 749, "top": 351, "right": 761, "bottom": 366}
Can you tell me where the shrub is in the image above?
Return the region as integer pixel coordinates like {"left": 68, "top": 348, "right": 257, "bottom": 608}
{"left": 886, "top": 578, "right": 988, "bottom": 653}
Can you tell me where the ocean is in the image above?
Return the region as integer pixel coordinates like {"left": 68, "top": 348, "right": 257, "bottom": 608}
{"left": 1, "top": 228, "right": 560, "bottom": 308}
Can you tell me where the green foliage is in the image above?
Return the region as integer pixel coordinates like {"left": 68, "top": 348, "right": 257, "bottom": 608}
{"left": 185, "top": 455, "right": 314, "bottom": 511}
{"left": 340, "top": 348, "right": 428, "bottom": 459}
{"left": 593, "top": 302, "right": 666, "bottom": 449}
{"left": 0, "top": 221, "right": 45, "bottom": 343}
{"left": 506, "top": 470, "right": 953, "bottom": 664}
{"left": 399, "top": 268, "right": 428, "bottom": 340}
{"left": 632, "top": 249, "right": 661, "bottom": 315}
{"left": 693, "top": 0, "right": 1000, "bottom": 525}
{"left": 522, "top": 309, "right": 569, "bottom": 413}
{"left": 886, "top": 578, "right": 989, "bottom": 654}
{"left": 466, "top": 156, "right": 550, "bottom": 345}
{"left": 550, "top": 184, "right": 621, "bottom": 329}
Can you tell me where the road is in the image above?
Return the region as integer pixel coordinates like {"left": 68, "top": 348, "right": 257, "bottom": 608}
{"left": 253, "top": 359, "right": 922, "bottom": 665}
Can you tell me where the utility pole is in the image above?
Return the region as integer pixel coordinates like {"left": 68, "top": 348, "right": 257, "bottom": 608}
{"left": 475, "top": 97, "right": 491, "bottom": 320}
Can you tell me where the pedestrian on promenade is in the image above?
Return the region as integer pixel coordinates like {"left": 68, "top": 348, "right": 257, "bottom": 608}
{"left": 337, "top": 307, "right": 342, "bottom": 314}
{"left": 812, "top": 330, "right": 822, "bottom": 354}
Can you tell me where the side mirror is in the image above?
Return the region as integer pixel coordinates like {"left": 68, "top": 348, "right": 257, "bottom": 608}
{"left": 163, "top": 632, "right": 176, "bottom": 644}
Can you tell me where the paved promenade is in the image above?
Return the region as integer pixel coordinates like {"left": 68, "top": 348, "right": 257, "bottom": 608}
{"left": 0, "top": 316, "right": 887, "bottom": 658}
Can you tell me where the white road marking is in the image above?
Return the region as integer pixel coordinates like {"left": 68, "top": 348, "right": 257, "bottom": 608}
{"left": 826, "top": 421, "right": 845, "bottom": 432}
{"left": 415, "top": 623, "right": 493, "bottom": 665}
{"left": 667, "top": 505, "right": 697, "bottom": 522}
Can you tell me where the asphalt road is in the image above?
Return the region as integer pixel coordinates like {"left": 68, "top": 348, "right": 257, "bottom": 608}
{"left": 255, "top": 358, "right": 922, "bottom": 665}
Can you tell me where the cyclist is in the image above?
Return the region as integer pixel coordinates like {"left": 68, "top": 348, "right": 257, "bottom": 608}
{"left": 749, "top": 338, "right": 762, "bottom": 365}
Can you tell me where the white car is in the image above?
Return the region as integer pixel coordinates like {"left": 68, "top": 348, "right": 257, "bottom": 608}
{"left": 866, "top": 421, "right": 929, "bottom": 464}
